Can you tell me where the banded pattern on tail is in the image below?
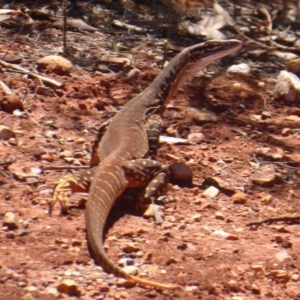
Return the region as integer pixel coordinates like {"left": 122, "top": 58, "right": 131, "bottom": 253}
{"left": 86, "top": 157, "right": 176, "bottom": 288}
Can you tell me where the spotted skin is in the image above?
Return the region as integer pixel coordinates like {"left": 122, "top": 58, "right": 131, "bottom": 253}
{"left": 49, "top": 40, "right": 243, "bottom": 289}
{"left": 123, "top": 159, "right": 169, "bottom": 212}
{"left": 50, "top": 116, "right": 164, "bottom": 214}
{"left": 50, "top": 169, "right": 95, "bottom": 214}
{"left": 146, "top": 114, "right": 163, "bottom": 159}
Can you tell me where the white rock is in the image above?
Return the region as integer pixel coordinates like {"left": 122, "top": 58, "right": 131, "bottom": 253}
{"left": 211, "top": 229, "right": 229, "bottom": 238}
{"left": 180, "top": 21, "right": 226, "bottom": 39}
{"left": 202, "top": 186, "right": 219, "bottom": 198}
{"left": 227, "top": 63, "right": 250, "bottom": 74}
{"left": 274, "top": 70, "right": 300, "bottom": 102}
{"left": 25, "top": 286, "right": 37, "bottom": 292}
{"left": 192, "top": 213, "right": 202, "bottom": 222}
{"left": 187, "top": 132, "right": 205, "bottom": 143}
{"left": 122, "top": 265, "right": 139, "bottom": 275}
{"left": 273, "top": 51, "right": 298, "bottom": 60}
{"left": 275, "top": 250, "right": 291, "bottom": 262}
{"left": 159, "top": 135, "right": 189, "bottom": 145}
{"left": 3, "top": 212, "right": 19, "bottom": 230}
{"left": 186, "top": 285, "right": 198, "bottom": 292}
{"left": 118, "top": 258, "right": 134, "bottom": 267}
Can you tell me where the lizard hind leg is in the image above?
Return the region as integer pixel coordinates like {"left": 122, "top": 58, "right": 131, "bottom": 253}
{"left": 122, "top": 159, "right": 169, "bottom": 221}
{"left": 49, "top": 168, "right": 95, "bottom": 214}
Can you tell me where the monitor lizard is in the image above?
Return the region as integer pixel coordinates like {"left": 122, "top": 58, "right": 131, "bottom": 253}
{"left": 49, "top": 40, "right": 243, "bottom": 289}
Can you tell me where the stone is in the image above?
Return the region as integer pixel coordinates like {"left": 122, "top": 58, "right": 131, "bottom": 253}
{"left": 291, "top": 273, "right": 299, "bottom": 281}
{"left": 202, "top": 186, "right": 219, "bottom": 198}
{"left": 169, "top": 162, "right": 193, "bottom": 184}
{"left": 3, "top": 212, "right": 19, "bottom": 230}
{"left": 122, "top": 243, "right": 140, "bottom": 253}
{"left": 232, "top": 192, "right": 247, "bottom": 204}
{"left": 251, "top": 283, "right": 260, "bottom": 294}
{"left": 286, "top": 107, "right": 300, "bottom": 116}
{"left": 177, "top": 242, "right": 188, "bottom": 250}
{"left": 0, "top": 53, "right": 22, "bottom": 63}
{"left": 122, "top": 265, "right": 139, "bottom": 275}
{"left": 45, "top": 287, "right": 59, "bottom": 296}
{"left": 116, "top": 278, "right": 136, "bottom": 288}
{"left": 269, "top": 269, "right": 291, "bottom": 282}
{"left": 21, "top": 293, "right": 34, "bottom": 300}
{"left": 211, "top": 229, "right": 229, "bottom": 238}
{"left": 184, "top": 107, "right": 217, "bottom": 124}
{"left": 250, "top": 165, "right": 276, "bottom": 187}
{"left": 215, "top": 212, "right": 225, "bottom": 220}
{"left": 191, "top": 213, "right": 202, "bottom": 222}
{"left": 185, "top": 285, "right": 198, "bottom": 292}
{"left": 227, "top": 279, "right": 239, "bottom": 291}
{"left": 227, "top": 63, "right": 250, "bottom": 73}
{"left": 187, "top": 132, "right": 205, "bottom": 143}
{"left": 57, "top": 279, "right": 81, "bottom": 297}
{"left": 276, "top": 250, "right": 291, "bottom": 262}
{"left": 0, "top": 125, "right": 15, "bottom": 139}
{"left": 202, "top": 176, "right": 235, "bottom": 194}
{"left": 261, "top": 111, "right": 271, "bottom": 120}
{"left": 250, "top": 264, "right": 265, "bottom": 273}
{"left": 118, "top": 258, "right": 134, "bottom": 267}
{"left": 246, "top": 49, "right": 269, "bottom": 62}
{"left": 71, "top": 239, "right": 82, "bottom": 247}
{"left": 273, "top": 70, "right": 300, "bottom": 103}
{"left": 0, "top": 95, "right": 23, "bottom": 113}
{"left": 287, "top": 58, "right": 300, "bottom": 76}
{"left": 226, "top": 234, "right": 239, "bottom": 240}
{"left": 37, "top": 55, "right": 72, "bottom": 75}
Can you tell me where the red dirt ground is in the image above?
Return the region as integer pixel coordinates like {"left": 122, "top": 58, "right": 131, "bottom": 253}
{"left": 1, "top": 6, "right": 300, "bottom": 300}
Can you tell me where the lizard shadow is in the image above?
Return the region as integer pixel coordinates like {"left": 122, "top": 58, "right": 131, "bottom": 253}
{"left": 75, "top": 180, "right": 235, "bottom": 264}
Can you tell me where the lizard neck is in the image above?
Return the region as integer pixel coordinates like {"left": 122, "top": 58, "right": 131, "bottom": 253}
{"left": 142, "top": 40, "right": 242, "bottom": 106}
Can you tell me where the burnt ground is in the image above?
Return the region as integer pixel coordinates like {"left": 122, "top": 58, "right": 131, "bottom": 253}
{"left": 1, "top": 1, "right": 300, "bottom": 300}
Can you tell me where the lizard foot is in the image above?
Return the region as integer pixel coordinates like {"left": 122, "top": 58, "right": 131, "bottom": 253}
{"left": 49, "top": 173, "right": 92, "bottom": 214}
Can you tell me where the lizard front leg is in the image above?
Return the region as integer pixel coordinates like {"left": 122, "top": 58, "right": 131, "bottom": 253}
{"left": 146, "top": 114, "right": 163, "bottom": 159}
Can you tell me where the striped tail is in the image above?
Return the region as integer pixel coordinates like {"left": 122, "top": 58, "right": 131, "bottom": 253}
{"left": 85, "top": 163, "right": 178, "bottom": 289}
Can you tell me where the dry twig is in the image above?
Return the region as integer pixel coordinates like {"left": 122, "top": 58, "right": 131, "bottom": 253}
{"left": 42, "top": 165, "right": 90, "bottom": 170}
{"left": 247, "top": 216, "right": 300, "bottom": 227}
{"left": 0, "top": 157, "right": 17, "bottom": 166}
{"left": 0, "top": 59, "right": 62, "bottom": 87}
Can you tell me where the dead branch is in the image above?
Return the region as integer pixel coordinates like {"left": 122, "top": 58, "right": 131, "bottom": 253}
{"left": 247, "top": 216, "right": 300, "bottom": 227}
{"left": 257, "top": 5, "right": 273, "bottom": 34}
{"left": 0, "top": 79, "right": 13, "bottom": 94}
{"left": 42, "top": 165, "right": 90, "bottom": 170}
{"left": 62, "top": 0, "right": 68, "bottom": 53}
{"left": 0, "top": 59, "right": 62, "bottom": 88}
{"left": 0, "top": 157, "right": 17, "bottom": 166}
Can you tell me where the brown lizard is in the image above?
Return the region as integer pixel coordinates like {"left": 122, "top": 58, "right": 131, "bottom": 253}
{"left": 50, "top": 40, "right": 243, "bottom": 289}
